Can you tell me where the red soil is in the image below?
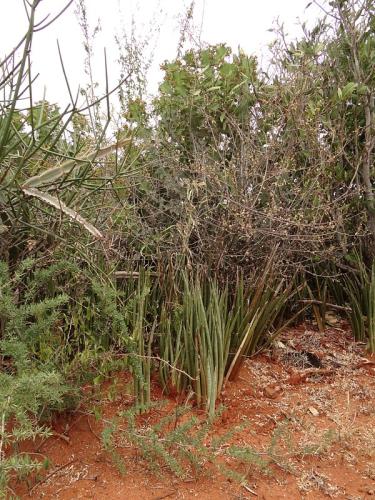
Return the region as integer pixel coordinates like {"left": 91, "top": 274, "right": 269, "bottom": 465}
{"left": 10, "top": 322, "right": 375, "bottom": 499}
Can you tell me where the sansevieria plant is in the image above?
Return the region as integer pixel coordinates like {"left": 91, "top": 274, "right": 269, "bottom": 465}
{"left": 344, "top": 256, "right": 375, "bottom": 353}
{"left": 157, "top": 257, "right": 301, "bottom": 418}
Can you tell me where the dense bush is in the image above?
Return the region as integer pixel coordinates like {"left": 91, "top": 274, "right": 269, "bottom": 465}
{"left": 1, "top": 0, "right": 375, "bottom": 492}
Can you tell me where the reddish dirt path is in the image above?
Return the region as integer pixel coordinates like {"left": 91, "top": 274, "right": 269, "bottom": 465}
{"left": 11, "top": 322, "right": 375, "bottom": 499}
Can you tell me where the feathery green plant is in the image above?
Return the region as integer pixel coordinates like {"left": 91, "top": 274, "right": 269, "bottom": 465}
{"left": 0, "top": 261, "right": 70, "bottom": 497}
{"left": 102, "top": 402, "right": 232, "bottom": 479}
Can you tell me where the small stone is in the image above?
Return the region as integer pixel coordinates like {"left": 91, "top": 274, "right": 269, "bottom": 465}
{"left": 275, "top": 341, "right": 287, "bottom": 349}
{"left": 264, "top": 385, "right": 283, "bottom": 399}
{"left": 308, "top": 406, "right": 319, "bottom": 416}
{"left": 325, "top": 311, "right": 339, "bottom": 325}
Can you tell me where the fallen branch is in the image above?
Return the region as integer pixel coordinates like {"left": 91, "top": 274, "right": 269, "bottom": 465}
{"left": 297, "top": 299, "right": 351, "bottom": 312}
{"left": 114, "top": 271, "right": 158, "bottom": 278}
{"left": 87, "top": 415, "right": 101, "bottom": 442}
{"left": 28, "top": 459, "right": 77, "bottom": 496}
{"left": 152, "top": 491, "right": 177, "bottom": 500}
{"left": 114, "top": 353, "right": 197, "bottom": 381}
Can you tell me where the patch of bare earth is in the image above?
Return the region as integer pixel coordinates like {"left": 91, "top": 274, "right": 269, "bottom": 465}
{"left": 11, "top": 321, "right": 375, "bottom": 499}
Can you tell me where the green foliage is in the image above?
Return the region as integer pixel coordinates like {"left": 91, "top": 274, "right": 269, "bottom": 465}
{"left": 102, "top": 406, "right": 338, "bottom": 486}
{"left": 0, "top": 347, "right": 65, "bottom": 496}
{"left": 102, "top": 402, "right": 235, "bottom": 479}
{"left": 118, "top": 270, "right": 155, "bottom": 408}
{"left": 0, "top": 0, "right": 135, "bottom": 264}
{"left": 343, "top": 255, "right": 375, "bottom": 352}
{"left": 141, "top": 258, "right": 298, "bottom": 417}
{"left": 0, "top": 261, "right": 70, "bottom": 496}
{"left": 0, "top": 259, "right": 69, "bottom": 358}
{"left": 2, "top": 0, "right": 375, "bottom": 491}
{"left": 155, "top": 44, "right": 258, "bottom": 161}
{"left": 95, "top": 263, "right": 298, "bottom": 417}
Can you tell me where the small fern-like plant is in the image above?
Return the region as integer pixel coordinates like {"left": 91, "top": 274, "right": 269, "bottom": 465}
{"left": 102, "top": 402, "right": 228, "bottom": 479}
